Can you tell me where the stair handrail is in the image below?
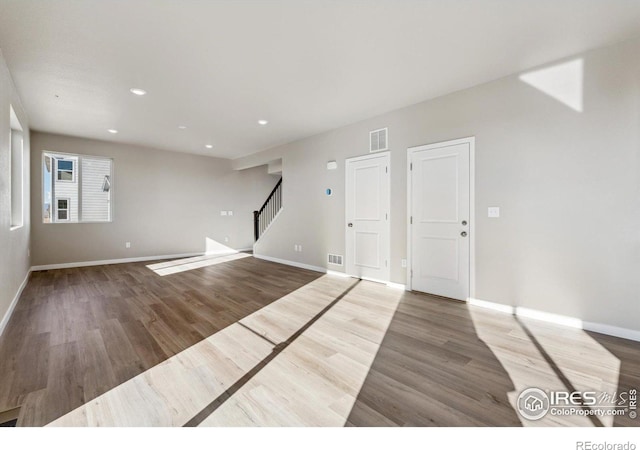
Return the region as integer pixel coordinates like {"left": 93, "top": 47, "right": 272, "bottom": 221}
{"left": 254, "top": 177, "right": 282, "bottom": 241}
{"left": 258, "top": 178, "right": 282, "bottom": 214}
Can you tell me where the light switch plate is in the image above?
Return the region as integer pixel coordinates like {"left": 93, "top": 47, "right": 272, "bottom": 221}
{"left": 221, "top": 211, "right": 227, "bottom": 216}
{"left": 228, "top": 211, "right": 233, "bottom": 216}
{"left": 488, "top": 207, "right": 500, "bottom": 218}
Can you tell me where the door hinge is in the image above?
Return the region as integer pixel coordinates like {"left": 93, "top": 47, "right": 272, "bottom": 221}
{"left": 410, "top": 269, "right": 413, "bottom": 278}
{"left": 386, "top": 213, "right": 388, "bottom": 220}
{"left": 385, "top": 166, "right": 388, "bottom": 173}
{"left": 385, "top": 260, "right": 388, "bottom": 267}
{"left": 410, "top": 162, "right": 413, "bottom": 170}
{"left": 410, "top": 216, "right": 413, "bottom": 224}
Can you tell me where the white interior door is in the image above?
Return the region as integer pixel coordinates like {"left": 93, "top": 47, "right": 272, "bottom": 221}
{"left": 346, "top": 152, "right": 390, "bottom": 283}
{"left": 409, "top": 139, "right": 471, "bottom": 300}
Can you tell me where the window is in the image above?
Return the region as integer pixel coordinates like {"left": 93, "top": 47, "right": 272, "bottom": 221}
{"left": 43, "top": 151, "right": 113, "bottom": 223}
{"left": 10, "top": 106, "right": 24, "bottom": 230}
{"left": 56, "top": 198, "right": 70, "bottom": 221}
{"left": 56, "top": 159, "right": 75, "bottom": 182}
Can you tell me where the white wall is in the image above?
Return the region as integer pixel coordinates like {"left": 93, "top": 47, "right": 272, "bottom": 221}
{"left": 0, "top": 49, "right": 30, "bottom": 331}
{"left": 31, "top": 132, "right": 278, "bottom": 266}
{"left": 236, "top": 37, "right": 640, "bottom": 332}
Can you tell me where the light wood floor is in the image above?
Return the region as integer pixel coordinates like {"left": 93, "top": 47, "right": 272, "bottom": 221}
{"left": 2, "top": 255, "right": 639, "bottom": 426}
{"left": 0, "top": 254, "right": 321, "bottom": 426}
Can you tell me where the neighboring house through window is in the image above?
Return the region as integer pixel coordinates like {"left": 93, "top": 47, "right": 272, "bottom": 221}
{"left": 43, "top": 151, "right": 113, "bottom": 223}
{"left": 56, "top": 198, "right": 70, "bottom": 221}
{"left": 56, "top": 159, "right": 75, "bottom": 182}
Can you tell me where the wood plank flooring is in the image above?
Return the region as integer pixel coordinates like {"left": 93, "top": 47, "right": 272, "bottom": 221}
{"left": 346, "top": 294, "right": 640, "bottom": 427}
{"left": 2, "top": 254, "right": 639, "bottom": 426}
{"left": 0, "top": 254, "right": 322, "bottom": 426}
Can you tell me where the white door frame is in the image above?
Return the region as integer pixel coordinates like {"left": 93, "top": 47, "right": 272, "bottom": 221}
{"left": 345, "top": 151, "right": 391, "bottom": 283}
{"left": 406, "top": 137, "right": 475, "bottom": 299}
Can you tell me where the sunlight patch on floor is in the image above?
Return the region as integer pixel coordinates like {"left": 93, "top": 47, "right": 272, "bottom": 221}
{"left": 146, "top": 252, "right": 251, "bottom": 276}
{"left": 469, "top": 306, "right": 620, "bottom": 426}
{"left": 200, "top": 279, "right": 404, "bottom": 426}
{"left": 47, "top": 275, "right": 403, "bottom": 427}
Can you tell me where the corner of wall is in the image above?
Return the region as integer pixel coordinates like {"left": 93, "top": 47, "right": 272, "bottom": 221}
{"left": 0, "top": 51, "right": 32, "bottom": 335}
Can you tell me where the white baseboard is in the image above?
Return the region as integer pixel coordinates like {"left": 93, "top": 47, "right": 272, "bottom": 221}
{"left": 358, "top": 275, "right": 406, "bottom": 290}
{"left": 515, "top": 306, "right": 583, "bottom": 329}
{"left": 468, "top": 297, "right": 640, "bottom": 343}
{"left": 253, "top": 253, "right": 326, "bottom": 273}
{"left": 205, "top": 248, "right": 253, "bottom": 257}
{"left": 0, "top": 270, "right": 31, "bottom": 337}
{"left": 255, "top": 255, "right": 406, "bottom": 289}
{"left": 326, "top": 269, "right": 350, "bottom": 278}
{"left": 386, "top": 281, "right": 407, "bottom": 290}
{"left": 3, "top": 250, "right": 253, "bottom": 333}
{"left": 31, "top": 252, "right": 205, "bottom": 271}
{"left": 467, "top": 298, "right": 515, "bottom": 315}
{"left": 581, "top": 321, "right": 640, "bottom": 342}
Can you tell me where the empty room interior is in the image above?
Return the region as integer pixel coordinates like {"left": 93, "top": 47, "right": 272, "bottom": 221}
{"left": 1, "top": 0, "right": 640, "bottom": 436}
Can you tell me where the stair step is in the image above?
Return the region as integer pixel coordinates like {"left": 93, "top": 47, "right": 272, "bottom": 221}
{"left": 0, "top": 406, "right": 21, "bottom": 427}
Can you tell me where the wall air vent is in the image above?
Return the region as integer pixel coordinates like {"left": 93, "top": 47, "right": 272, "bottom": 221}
{"left": 327, "top": 254, "right": 344, "bottom": 266}
{"left": 369, "top": 127, "right": 388, "bottom": 153}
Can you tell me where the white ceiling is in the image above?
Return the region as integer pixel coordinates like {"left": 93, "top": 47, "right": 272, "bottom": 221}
{"left": 1, "top": 0, "right": 639, "bottom": 160}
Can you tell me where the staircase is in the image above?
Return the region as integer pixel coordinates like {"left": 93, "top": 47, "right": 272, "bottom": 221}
{"left": 0, "top": 405, "right": 20, "bottom": 427}
{"left": 254, "top": 177, "right": 282, "bottom": 241}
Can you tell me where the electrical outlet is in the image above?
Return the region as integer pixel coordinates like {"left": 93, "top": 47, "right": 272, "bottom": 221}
{"left": 125, "top": 242, "right": 131, "bottom": 248}
{"left": 299, "top": 245, "right": 302, "bottom": 252}
{"left": 27, "top": 249, "right": 30, "bottom": 258}
{"left": 488, "top": 206, "right": 500, "bottom": 218}
{"left": 401, "top": 259, "right": 407, "bottom": 268}
{"left": 224, "top": 236, "right": 229, "bottom": 242}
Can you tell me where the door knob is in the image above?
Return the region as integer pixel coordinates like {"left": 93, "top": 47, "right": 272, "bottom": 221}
{"left": 462, "top": 220, "right": 468, "bottom": 226}
{"left": 348, "top": 223, "right": 353, "bottom": 228}
{"left": 461, "top": 231, "right": 467, "bottom": 237}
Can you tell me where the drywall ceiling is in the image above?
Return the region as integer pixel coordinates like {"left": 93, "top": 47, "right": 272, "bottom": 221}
{"left": 0, "top": 0, "right": 639, "bottom": 159}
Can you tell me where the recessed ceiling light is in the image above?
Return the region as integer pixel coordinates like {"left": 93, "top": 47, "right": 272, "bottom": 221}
{"left": 178, "top": 125, "right": 187, "bottom": 129}
{"left": 107, "top": 129, "right": 118, "bottom": 134}
{"left": 205, "top": 144, "right": 213, "bottom": 149}
{"left": 129, "top": 88, "right": 147, "bottom": 96}
{"left": 258, "top": 119, "right": 269, "bottom": 125}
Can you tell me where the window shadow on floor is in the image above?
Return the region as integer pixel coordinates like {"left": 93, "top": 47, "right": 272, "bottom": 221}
{"left": 585, "top": 331, "right": 640, "bottom": 427}
{"left": 183, "top": 279, "right": 362, "bottom": 427}
{"left": 0, "top": 256, "right": 323, "bottom": 426}
{"left": 345, "top": 292, "right": 521, "bottom": 426}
